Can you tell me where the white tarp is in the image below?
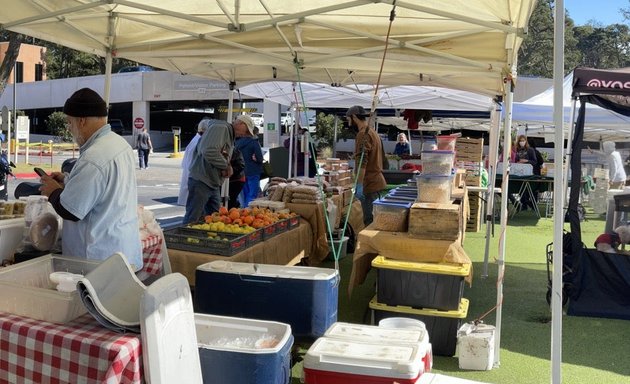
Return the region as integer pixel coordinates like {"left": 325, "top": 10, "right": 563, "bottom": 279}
{"left": 1, "top": 0, "right": 535, "bottom": 97}
{"left": 241, "top": 81, "right": 495, "bottom": 111}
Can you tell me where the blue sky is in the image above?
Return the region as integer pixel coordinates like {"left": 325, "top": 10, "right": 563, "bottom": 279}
{"left": 565, "top": 0, "right": 629, "bottom": 26}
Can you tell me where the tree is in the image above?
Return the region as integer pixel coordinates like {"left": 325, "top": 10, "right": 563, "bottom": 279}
{"left": 0, "top": 32, "right": 24, "bottom": 97}
{"left": 46, "top": 111, "right": 71, "bottom": 142}
{"left": 574, "top": 24, "right": 630, "bottom": 69}
{"left": 312, "top": 112, "right": 355, "bottom": 152}
{"left": 518, "top": 0, "right": 580, "bottom": 77}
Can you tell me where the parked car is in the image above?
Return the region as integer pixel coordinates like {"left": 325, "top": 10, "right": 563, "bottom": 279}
{"left": 250, "top": 113, "right": 264, "bottom": 128}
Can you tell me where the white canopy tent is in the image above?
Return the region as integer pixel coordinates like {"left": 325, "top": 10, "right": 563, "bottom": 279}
{"left": 0, "top": 0, "right": 538, "bottom": 371}
{"left": 512, "top": 72, "right": 630, "bottom": 142}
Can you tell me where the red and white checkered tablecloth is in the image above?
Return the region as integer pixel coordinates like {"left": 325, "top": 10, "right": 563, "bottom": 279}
{"left": 140, "top": 234, "right": 163, "bottom": 276}
{"left": 0, "top": 312, "right": 142, "bottom": 384}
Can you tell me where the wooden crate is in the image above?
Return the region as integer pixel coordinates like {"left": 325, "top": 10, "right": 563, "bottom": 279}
{"left": 409, "top": 202, "right": 461, "bottom": 241}
{"left": 456, "top": 138, "right": 484, "bottom": 162}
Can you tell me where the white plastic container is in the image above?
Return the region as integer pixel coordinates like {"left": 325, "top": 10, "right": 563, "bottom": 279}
{"left": 303, "top": 337, "right": 425, "bottom": 384}
{"left": 140, "top": 273, "right": 203, "bottom": 384}
{"left": 457, "top": 323, "right": 495, "bottom": 371}
{"left": 325, "top": 321, "right": 429, "bottom": 346}
{"left": 379, "top": 317, "right": 427, "bottom": 332}
{"left": 421, "top": 151, "right": 455, "bottom": 176}
{"left": 0, "top": 217, "right": 25, "bottom": 263}
{"left": 416, "top": 175, "right": 453, "bottom": 203}
{"left": 0, "top": 255, "right": 101, "bottom": 323}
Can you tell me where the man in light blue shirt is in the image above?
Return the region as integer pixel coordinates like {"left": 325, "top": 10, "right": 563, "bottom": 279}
{"left": 39, "top": 88, "right": 142, "bottom": 270}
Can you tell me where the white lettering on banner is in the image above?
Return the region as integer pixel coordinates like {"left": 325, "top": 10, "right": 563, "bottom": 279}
{"left": 586, "top": 79, "right": 630, "bottom": 89}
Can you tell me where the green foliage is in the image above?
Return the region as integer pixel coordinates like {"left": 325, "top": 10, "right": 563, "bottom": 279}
{"left": 46, "top": 111, "right": 72, "bottom": 142}
{"left": 312, "top": 112, "right": 355, "bottom": 151}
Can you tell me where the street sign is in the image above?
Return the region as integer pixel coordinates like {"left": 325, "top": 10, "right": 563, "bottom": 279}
{"left": 134, "top": 117, "right": 145, "bottom": 129}
{"left": 16, "top": 116, "right": 29, "bottom": 140}
{"left": 267, "top": 122, "right": 276, "bottom": 131}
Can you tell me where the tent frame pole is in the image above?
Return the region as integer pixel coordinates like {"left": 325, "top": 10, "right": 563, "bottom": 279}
{"left": 482, "top": 106, "right": 501, "bottom": 277}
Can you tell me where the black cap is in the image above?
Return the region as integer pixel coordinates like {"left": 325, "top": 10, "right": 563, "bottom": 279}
{"left": 63, "top": 88, "right": 108, "bottom": 117}
{"left": 345, "top": 105, "right": 369, "bottom": 117}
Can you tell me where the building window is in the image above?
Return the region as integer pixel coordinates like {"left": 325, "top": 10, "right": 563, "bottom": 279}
{"left": 15, "top": 62, "right": 23, "bottom": 83}
{"left": 35, "top": 64, "right": 43, "bottom": 81}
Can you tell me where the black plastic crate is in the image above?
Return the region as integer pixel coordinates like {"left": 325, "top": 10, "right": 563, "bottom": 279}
{"left": 182, "top": 224, "right": 261, "bottom": 247}
{"left": 164, "top": 227, "right": 248, "bottom": 256}
{"left": 372, "top": 256, "right": 469, "bottom": 311}
{"left": 370, "top": 296, "right": 469, "bottom": 356}
{"left": 288, "top": 215, "right": 300, "bottom": 229}
{"left": 260, "top": 223, "right": 278, "bottom": 241}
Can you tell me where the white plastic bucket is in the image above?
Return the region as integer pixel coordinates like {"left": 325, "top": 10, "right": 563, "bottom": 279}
{"left": 378, "top": 317, "right": 426, "bottom": 331}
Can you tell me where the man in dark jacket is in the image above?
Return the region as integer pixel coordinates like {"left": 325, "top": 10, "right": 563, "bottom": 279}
{"left": 234, "top": 115, "right": 264, "bottom": 207}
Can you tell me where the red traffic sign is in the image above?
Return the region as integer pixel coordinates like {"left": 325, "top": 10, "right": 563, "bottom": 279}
{"left": 134, "top": 117, "right": 145, "bottom": 129}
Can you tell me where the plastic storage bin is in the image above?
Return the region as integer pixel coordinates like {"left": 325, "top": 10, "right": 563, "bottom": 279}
{"left": 370, "top": 297, "right": 469, "bottom": 356}
{"left": 372, "top": 256, "right": 469, "bottom": 310}
{"left": 0, "top": 255, "right": 101, "bottom": 323}
{"left": 327, "top": 236, "right": 349, "bottom": 261}
{"left": 303, "top": 337, "right": 425, "bottom": 384}
{"left": 0, "top": 217, "right": 25, "bottom": 263}
{"left": 196, "top": 313, "right": 294, "bottom": 384}
{"left": 421, "top": 151, "right": 455, "bottom": 176}
{"left": 372, "top": 199, "right": 412, "bottom": 232}
{"left": 416, "top": 174, "right": 453, "bottom": 203}
{"left": 195, "top": 260, "right": 338, "bottom": 338}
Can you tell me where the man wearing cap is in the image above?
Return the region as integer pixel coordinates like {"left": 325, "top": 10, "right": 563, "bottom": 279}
{"left": 234, "top": 114, "right": 264, "bottom": 207}
{"left": 346, "top": 105, "right": 387, "bottom": 225}
{"left": 177, "top": 117, "right": 209, "bottom": 206}
{"left": 183, "top": 117, "right": 235, "bottom": 224}
{"left": 39, "top": 88, "right": 142, "bottom": 269}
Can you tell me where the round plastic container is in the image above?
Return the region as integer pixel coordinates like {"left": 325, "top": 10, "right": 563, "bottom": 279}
{"left": 421, "top": 150, "right": 454, "bottom": 176}
{"left": 416, "top": 174, "right": 453, "bottom": 203}
{"left": 436, "top": 135, "right": 458, "bottom": 151}
{"left": 379, "top": 317, "right": 426, "bottom": 331}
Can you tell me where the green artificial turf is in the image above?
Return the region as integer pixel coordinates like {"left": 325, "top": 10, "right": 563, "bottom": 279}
{"left": 290, "top": 207, "right": 630, "bottom": 383}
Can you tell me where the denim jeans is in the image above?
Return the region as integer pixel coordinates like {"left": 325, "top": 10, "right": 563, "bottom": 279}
{"left": 138, "top": 148, "right": 150, "bottom": 168}
{"left": 361, "top": 190, "right": 383, "bottom": 226}
{"left": 183, "top": 177, "right": 221, "bottom": 224}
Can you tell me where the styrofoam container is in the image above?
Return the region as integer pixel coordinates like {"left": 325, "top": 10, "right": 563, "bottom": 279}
{"left": 303, "top": 337, "right": 424, "bottom": 384}
{"left": 370, "top": 297, "right": 469, "bottom": 356}
{"left": 372, "top": 256, "right": 469, "bottom": 311}
{"left": 0, "top": 255, "right": 101, "bottom": 323}
{"left": 0, "top": 217, "right": 26, "bottom": 262}
{"left": 195, "top": 260, "right": 338, "bottom": 338}
{"left": 196, "top": 313, "right": 293, "bottom": 384}
{"left": 416, "top": 174, "right": 453, "bottom": 203}
{"left": 457, "top": 323, "right": 495, "bottom": 371}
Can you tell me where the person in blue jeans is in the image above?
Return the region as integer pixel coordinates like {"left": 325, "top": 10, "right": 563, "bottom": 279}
{"left": 234, "top": 115, "right": 264, "bottom": 207}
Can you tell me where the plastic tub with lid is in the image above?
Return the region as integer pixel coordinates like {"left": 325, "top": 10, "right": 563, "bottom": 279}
{"left": 416, "top": 174, "right": 453, "bottom": 203}
{"left": 420, "top": 151, "right": 455, "bottom": 176}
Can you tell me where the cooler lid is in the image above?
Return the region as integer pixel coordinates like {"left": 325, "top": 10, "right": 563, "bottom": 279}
{"left": 371, "top": 256, "right": 470, "bottom": 276}
{"left": 140, "top": 273, "right": 203, "bottom": 384}
{"left": 324, "top": 322, "right": 429, "bottom": 346}
{"left": 303, "top": 337, "right": 424, "bottom": 379}
{"left": 369, "top": 296, "right": 470, "bottom": 319}
{"left": 197, "top": 260, "right": 338, "bottom": 280}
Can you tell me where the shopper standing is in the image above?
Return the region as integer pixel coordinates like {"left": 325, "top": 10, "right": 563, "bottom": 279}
{"left": 136, "top": 127, "right": 153, "bottom": 169}
{"left": 234, "top": 115, "right": 264, "bottom": 207}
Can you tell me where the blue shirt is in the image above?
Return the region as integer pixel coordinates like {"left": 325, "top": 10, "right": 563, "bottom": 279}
{"left": 60, "top": 124, "right": 142, "bottom": 270}
{"left": 235, "top": 136, "right": 263, "bottom": 177}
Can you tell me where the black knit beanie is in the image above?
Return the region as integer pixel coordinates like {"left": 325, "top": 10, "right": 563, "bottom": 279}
{"left": 63, "top": 88, "right": 108, "bottom": 117}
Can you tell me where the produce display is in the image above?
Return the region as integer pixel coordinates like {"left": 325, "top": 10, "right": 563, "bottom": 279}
{"left": 199, "top": 206, "right": 295, "bottom": 229}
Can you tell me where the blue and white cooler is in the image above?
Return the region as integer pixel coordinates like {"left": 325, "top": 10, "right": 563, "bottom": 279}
{"left": 195, "top": 260, "right": 339, "bottom": 338}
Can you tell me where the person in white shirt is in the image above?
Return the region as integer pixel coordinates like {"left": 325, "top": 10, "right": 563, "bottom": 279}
{"left": 603, "top": 141, "right": 627, "bottom": 189}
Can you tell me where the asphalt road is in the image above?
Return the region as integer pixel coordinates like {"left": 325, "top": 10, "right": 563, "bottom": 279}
{"left": 8, "top": 150, "right": 187, "bottom": 229}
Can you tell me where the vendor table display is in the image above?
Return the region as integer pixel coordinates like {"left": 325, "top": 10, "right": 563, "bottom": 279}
{"left": 0, "top": 313, "right": 142, "bottom": 383}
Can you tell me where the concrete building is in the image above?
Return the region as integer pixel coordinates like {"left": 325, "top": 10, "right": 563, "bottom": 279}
{"left": 0, "top": 42, "right": 47, "bottom": 84}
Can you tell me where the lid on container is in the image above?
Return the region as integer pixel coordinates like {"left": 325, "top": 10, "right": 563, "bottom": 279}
{"left": 197, "top": 260, "right": 339, "bottom": 280}
{"left": 371, "top": 256, "right": 470, "bottom": 276}
{"left": 373, "top": 199, "right": 412, "bottom": 209}
{"left": 140, "top": 273, "right": 203, "bottom": 383}
{"left": 382, "top": 196, "right": 417, "bottom": 204}
{"left": 416, "top": 174, "right": 453, "bottom": 180}
{"left": 325, "top": 322, "right": 429, "bottom": 346}
{"left": 379, "top": 317, "right": 426, "bottom": 331}
{"left": 369, "top": 296, "right": 469, "bottom": 318}
{"left": 303, "top": 337, "right": 424, "bottom": 379}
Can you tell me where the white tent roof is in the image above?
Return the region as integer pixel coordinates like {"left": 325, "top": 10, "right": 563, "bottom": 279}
{"left": 512, "top": 73, "right": 630, "bottom": 142}
{"left": 1, "top": 0, "right": 535, "bottom": 96}
{"left": 240, "top": 81, "right": 494, "bottom": 111}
